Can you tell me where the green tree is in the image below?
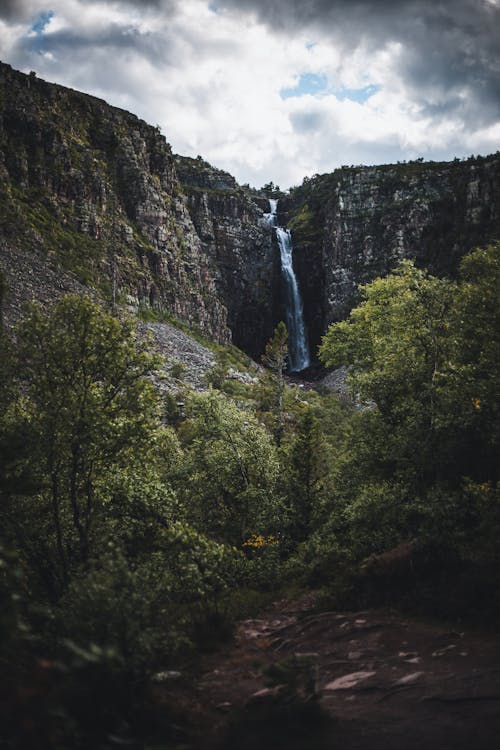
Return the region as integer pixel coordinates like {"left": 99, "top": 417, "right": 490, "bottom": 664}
{"left": 261, "top": 321, "right": 288, "bottom": 445}
{"left": 319, "top": 260, "right": 455, "bottom": 483}
{"left": 15, "top": 295, "right": 160, "bottom": 585}
{"left": 205, "top": 351, "right": 231, "bottom": 389}
{"left": 262, "top": 181, "right": 281, "bottom": 197}
{"left": 443, "top": 243, "right": 500, "bottom": 481}
{"left": 177, "top": 390, "right": 281, "bottom": 545}
{"left": 317, "top": 248, "right": 500, "bottom": 562}
{"left": 285, "top": 408, "right": 322, "bottom": 542}
{"left": 0, "top": 328, "right": 41, "bottom": 513}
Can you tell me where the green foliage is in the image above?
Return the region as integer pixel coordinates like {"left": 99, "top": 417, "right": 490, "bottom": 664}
{"left": 263, "top": 321, "right": 288, "bottom": 372}
{"left": 176, "top": 390, "right": 282, "bottom": 546}
{"left": 319, "top": 260, "right": 453, "bottom": 421}
{"left": 10, "top": 295, "right": 161, "bottom": 588}
{"left": 2, "top": 241, "right": 499, "bottom": 746}
{"left": 259, "top": 321, "right": 288, "bottom": 444}
{"left": 0, "top": 545, "right": 27, "bottom": 661}
{"left": 288, "top": 203, "right": 315, "bottom": 237}
{"left": 169, "top": 359, "right": 186, "bottom": 381}
{"left": 57, "top": 550, "right": 171, "bottom": 667}
{"left": 241, "top": 535, "right": 282, "bottom": 590}
{"left": 0, "top": 332, "right": 41, "bottom": 504}
{"left": 205, "top": 351, "right": 231, "bottom": 389}
{"left": 162, "top": 391, "right": 184, "bottom": 426}
{"left": 57, "top": 521, "right": 241, "bottom": 668}
{"left": 316, "top": 244, "right": 500, "bottom": 573}
{"left": 284, "top": 529, "right": 355, "bottom": 592}
{"left": 281, "top": 408, "right": 322, "bottom": 542}
{"left": 261, "top": 181, "right": 282, "bottom": 197}
{"left": 442, "top": 244, "right": 500, "bottom": 477}
{"left": 0, "top": 291, "right": 267, "bottom": 745}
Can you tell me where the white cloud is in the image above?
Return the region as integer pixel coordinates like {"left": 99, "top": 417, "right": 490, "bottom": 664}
{"left": 1, "top": 0, "right": 499, "bottom": 187}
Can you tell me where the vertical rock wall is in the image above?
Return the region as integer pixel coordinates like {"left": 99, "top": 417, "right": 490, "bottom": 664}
{"left": 0, "top": 62, "right": 230, "bottom": 341}
{"left": 1, "top": 63, "right": 500, "bottom": 361}
{"left": 283, "top": 156, "right": 500, "bottom": 357}
{"left": 175, "top": 156, "right": 280, "bottom": 358}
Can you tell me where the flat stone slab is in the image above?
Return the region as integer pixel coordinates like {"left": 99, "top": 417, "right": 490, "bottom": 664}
{"left": 323, "top": 671, "right": 376, "bottom": 691}
{"left": 393, "top": 671, "right": 424, "bottom": 686}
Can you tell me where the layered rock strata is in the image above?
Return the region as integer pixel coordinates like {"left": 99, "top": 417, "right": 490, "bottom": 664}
{"left": 0, "top": 62, "right": 229, "bottom": 341}
{"left": 1, "top": 62, "right": 499, "bottom": 363}
{"left": 175, "top": 156, "right": 279, "bottom": 358}
{"left": 283, "top": 157, "right": 500, "bottom": 354}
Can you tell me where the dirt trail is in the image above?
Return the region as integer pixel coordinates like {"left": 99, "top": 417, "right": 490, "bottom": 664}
{"left": 162, "top": 595, "right": 500, "bottom": 749}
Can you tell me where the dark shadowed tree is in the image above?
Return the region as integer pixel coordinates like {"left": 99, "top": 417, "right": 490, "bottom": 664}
{"left": 261, "top": 321, "right": 288, "bottom": 445}
{"left": 287, "top": 407, "right": 322, "bottom": 542}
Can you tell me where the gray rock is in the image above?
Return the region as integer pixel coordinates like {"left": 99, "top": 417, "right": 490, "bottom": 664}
{"left": 323, "top": 671, "right": 376, "bottom": 691}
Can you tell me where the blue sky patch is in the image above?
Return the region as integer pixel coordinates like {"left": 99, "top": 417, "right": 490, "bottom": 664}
{"left": 281, "top": 74, "right": 380, "bottom": 103}
{"left": 31, "top": 10, "right": 54, "bottom": 36}
{"left": 336, "top": 84, "right": 381, "bottom": 103}
{"left": 280, "top": 73, "right": 329, "bottom": 99}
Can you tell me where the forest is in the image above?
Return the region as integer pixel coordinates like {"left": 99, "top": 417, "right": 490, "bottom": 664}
{"left": 0, "top": 241, "right": 499, "bottom": 748}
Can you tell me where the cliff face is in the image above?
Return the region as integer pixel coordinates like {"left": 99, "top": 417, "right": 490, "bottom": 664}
{"left": 175, "top": 156, "right": 280, "bottom": 358}
{"left": 0, "top": 62, "right": 229, "bottom": 341}
{"left": 1, "top": 62, "right": 499, "bottom": 363}
{"left": 283, "top": 156, "right": 500, "bottom": 355}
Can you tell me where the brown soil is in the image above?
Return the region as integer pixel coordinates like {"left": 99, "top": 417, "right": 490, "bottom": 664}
{"left": 159, "top": 594, "right": 500, "bottom": 749}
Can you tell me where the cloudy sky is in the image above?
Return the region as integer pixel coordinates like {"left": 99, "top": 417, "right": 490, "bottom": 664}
{"left": 1, "top": 0, "right": 499, "bottom": 188}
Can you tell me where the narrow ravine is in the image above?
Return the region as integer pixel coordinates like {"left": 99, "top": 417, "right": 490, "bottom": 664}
{"left": 265, "top": 200, "right": 310, "bottom": 372}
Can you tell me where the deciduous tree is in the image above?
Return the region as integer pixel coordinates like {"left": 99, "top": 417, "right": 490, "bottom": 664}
{"left": 16, "top": 295, "right": 160, "bottom": 583}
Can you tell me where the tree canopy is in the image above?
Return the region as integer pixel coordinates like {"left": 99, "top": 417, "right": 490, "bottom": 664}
{"left": 6, "top": 295, "right": 160, "bottom": 585}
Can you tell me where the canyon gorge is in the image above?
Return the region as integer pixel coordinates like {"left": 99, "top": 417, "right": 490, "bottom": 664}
{"left": 1, "top": 61, "right": 500, "bottom": 365}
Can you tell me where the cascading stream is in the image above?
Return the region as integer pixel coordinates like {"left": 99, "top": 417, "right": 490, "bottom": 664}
{"left": 265, "top": 199, "right": 310, "bottom": 372}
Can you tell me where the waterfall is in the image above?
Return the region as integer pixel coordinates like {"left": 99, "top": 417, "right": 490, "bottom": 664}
{"left": 266, "top": 199, "right": 310, "bottom": 372}
{"left": 264, "top": 198, "right": 278, "bottom": 227}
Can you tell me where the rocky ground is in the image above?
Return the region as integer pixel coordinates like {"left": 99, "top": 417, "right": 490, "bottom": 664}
{"left": 159, "top": 595, "right": 500, "bottom": 750}
{"left": 139, "top": 320, "right": 262, "bottom": 393}
{"left": 139, "top": 320, "right": 216, "bottom": 391}
{"left": 0, "top": 238, "right": 90, "bottom": 332}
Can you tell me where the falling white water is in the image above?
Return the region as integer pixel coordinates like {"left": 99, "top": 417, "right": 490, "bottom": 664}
{"left": 266, "top": 199, "right": 310, "bottom": 372}
{"left": 264, "top": 198, "right": 278, "bottom": 227}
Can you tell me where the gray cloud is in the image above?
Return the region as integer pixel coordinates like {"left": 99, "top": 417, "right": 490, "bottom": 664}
{"left": 4, "top": 0, "right": 498, "bottom": 129}
{"left": 289, "top": 110, "right": 326, "bottom": 133}
{"left": 0, "top": 0, "right": 175, "bottom": 21}
{"left": 217, "top": 0, "right": 500, "bottom": 125}
{"left": 0, "top": 0, "right": 35, "bottom": 21}
{"left": 1, "top": 0, "right": 499, "bottom": 188}
{"left": 17, "top": 23, "right": 174, "bottom": 65}
{"left": 106, "top": 0, "right": 177, "bottom": 9}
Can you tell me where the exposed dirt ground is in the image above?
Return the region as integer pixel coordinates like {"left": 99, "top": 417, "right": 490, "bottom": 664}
{"left": 159, "top": 594, "right": 500, "bottom": 749}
